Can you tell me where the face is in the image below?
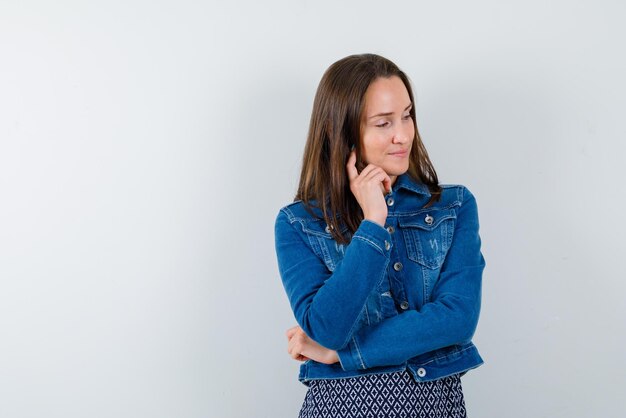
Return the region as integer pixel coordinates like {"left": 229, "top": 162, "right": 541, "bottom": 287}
{"left": 359, "top": 76, "right": 414, "bottom": 185}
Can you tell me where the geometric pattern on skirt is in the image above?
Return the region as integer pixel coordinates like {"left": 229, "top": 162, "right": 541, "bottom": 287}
{"left": 298, "top": 371, "right": 467, "bottom": 418}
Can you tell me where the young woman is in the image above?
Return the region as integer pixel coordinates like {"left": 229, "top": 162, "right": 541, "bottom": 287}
{"left": 274, "top": 54, "right": 485, "bottom": 418}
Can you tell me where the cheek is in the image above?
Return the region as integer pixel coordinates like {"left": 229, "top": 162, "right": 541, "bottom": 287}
{"left": 362, "top": 132, "right": 386, "bottom": 149}
{"left": 360, "top": 137, "right": 384, "bottom": 163}
{"left": 405, "top": 123, "right": 416, "bottom": 140}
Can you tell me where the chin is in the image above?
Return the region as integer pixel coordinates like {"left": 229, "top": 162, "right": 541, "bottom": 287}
{"left": 384, "top": 164, "right": 410, "bottom": 177}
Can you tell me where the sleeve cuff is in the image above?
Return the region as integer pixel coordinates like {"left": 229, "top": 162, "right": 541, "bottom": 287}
{"left": 337, "top": 337, "right": 366, "bottom": 371}
{"left": 352, "top": 220, "right": 392, "bottom": 255}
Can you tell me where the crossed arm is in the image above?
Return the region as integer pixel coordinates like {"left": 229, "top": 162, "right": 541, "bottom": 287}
{"left": 280, "top": 187, "right": 484, "bottom": 370}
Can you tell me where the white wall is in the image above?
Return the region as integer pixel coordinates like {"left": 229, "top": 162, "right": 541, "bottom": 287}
{"left": 1, "top": 1, "right": 625, "bottom": 417}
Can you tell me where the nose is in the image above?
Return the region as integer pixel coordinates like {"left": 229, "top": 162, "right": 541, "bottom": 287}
{"left": 392, "top": 123, "right": 413, "bottom": 144}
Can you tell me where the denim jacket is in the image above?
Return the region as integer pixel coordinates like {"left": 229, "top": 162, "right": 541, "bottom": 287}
{"left": 274, "top": 174, "right": 485, "bottom": 385}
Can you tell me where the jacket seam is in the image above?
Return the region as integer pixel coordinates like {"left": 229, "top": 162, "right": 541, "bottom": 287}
{"left": 393, "top": 201, "right": 461, "bottom": 215}
{"left": 352, "top": 337, "right": 367, "bottom": 369}
{"left": 352, "top": 235, "right": 384, "bottom": 254}
{"left": 409, "top": 344, "right": 476, "bottom": 366}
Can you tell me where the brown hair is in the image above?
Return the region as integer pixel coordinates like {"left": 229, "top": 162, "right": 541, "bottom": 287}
{"left": 295, "top": 53, "right": 441, "bottom": 244}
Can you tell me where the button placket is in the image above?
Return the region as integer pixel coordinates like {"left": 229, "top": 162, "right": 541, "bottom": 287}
{"left": 383, "top": 222, "right": 408, "bottom": 315}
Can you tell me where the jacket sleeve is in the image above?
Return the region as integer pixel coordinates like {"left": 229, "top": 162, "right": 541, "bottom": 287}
{"left": 336, "top": 187, "right": 485, "bottom": 371}
{"left": 275, "top": 211, "right": 392, "bottom": 350}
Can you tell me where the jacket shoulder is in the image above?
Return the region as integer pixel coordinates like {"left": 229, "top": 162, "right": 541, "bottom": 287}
{"left": 276, "top": 200, "right": 322, "bottom": 223}
{"left": 275, "top": 200, "right": 349, "bottom": 238}
{"left": 438, "top": 184, "right": 476, "bottom": 207}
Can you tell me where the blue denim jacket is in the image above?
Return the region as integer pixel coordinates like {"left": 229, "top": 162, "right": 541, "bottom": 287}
{"left": 275, "top": 174, "right": 485, "bottom": 385}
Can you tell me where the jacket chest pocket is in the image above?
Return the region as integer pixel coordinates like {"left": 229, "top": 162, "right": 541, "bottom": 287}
{"left": 399, "top": 209, "right": 457, "bottom": 269}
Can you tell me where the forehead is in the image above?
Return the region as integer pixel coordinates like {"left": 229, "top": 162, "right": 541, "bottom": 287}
{"left": 363, "top": 76, "right": 411, "bottom": 114}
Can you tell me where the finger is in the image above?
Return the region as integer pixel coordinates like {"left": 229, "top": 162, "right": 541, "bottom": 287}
{"left": 362, "top": 167, "right": 390, "bottom": 191}
{"left": 362, "top": 167, "right": 391, "bottom": 191}
{"left": 286, "top": 325, "right": 303, "bottom": 339}
{"left": 287, "top": 335, "right": 298, "bottom": 357}
{"left": 361, "top": 166, "right": 385, "bottom": 182}
{"left": 381, "top": 175, "right": 392, "bottom": 194}
{"left": 287, "top": 329, "right": 305, "bottom": 349}
{"left": 286, "top": 326, "right": 298, "bottom": 339}
{"left": 288, "top": 335, "right": 306, "bottom": 360}
{"left": 346, "top": 151, "right": 359, "bottom": 181}
{"left": 359, "top": 164, "right": 380, "bottom": 179}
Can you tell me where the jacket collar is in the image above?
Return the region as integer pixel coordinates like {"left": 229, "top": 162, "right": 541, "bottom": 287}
{"left": 392, "top": 174, "right": 432, "bottom": 197}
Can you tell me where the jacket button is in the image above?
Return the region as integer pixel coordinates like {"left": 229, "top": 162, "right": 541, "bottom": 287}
{"left": 424, "top": 214, "right": 434, "bottom": 225}
{"left": 400, "top": 301, "right": 409, "bottom": 310}
{"left": 417, "top": 367, "right": 426, "bottom": 377}
{"left": 384, "top": 240, "right": 391, "bottom": 251}
{"left": 386, "top": 226, "right": 395, "bottom": 234}
{"left": 393, "top": 262, "right": 403, "bottom": 271}
{"left": 386, "top": 197, "right": 395, "bottom": 206}
{"left": 324, "top": 225, "right": 331, "bottom": 233}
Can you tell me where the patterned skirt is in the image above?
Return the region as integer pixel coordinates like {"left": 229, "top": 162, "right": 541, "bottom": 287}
{"left": 298, "top": 371, "right": 467, "bottom": 418}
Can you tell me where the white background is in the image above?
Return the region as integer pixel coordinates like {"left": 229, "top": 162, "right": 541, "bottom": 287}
{"left": 1, "top": 1, "right": 625, "bottom": 417}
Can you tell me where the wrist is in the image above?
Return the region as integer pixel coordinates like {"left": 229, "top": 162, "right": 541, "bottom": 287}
{"left": 363, "top": 215, "right": 386, "bottom": 227}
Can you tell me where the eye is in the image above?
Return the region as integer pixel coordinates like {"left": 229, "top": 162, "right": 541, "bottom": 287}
{"left": 402, "top": 113, "right": 412, "bottom": 120}
{"left": 375, "top": 121, "right": 390, "bottom": 128}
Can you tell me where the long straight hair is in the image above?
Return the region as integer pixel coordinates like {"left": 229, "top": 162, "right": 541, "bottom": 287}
{"left": 296, "top": 54, "right": 441, "bottom": 244}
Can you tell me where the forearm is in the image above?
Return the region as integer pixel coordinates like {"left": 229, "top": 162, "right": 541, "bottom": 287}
{"left": 276, "top": 214, "right": 393, "bottom": 350}
{"left": 295, "top": 244, "right": 389, "bottom": 350}
{"left": 337, "top": 263, "right": 484, "bottom": 370}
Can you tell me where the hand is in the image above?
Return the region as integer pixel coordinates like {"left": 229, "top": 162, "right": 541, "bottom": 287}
{"left": 286, "top": 326, "right": 339, "bottom": 365}
{"left": 346, "top": 150, "right": 391, "bottom": 227}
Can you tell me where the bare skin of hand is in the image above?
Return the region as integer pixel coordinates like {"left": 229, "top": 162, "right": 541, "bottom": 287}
{"left": 286, "top": 326, "right": 339, "bottom": 364}
{"left": 346, "top": 150, "right": 391, "bottom": 227}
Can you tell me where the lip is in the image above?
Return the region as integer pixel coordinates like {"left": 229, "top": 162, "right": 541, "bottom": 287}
{"left": 388, "top": 149, "right": 409, "bottom": 157}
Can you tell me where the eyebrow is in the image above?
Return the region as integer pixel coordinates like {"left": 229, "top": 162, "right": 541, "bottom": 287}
{"left": 368, "top": 103, "right": 413, "bottom": 119}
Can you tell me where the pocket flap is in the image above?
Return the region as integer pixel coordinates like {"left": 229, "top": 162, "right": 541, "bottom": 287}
{"left": 398, "top": 209, "right": 456, "bottom": 231}
{"left": 301, "top": 219, "right": 349, "bottom": 238}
